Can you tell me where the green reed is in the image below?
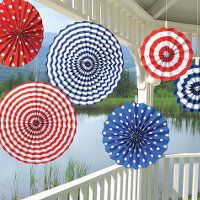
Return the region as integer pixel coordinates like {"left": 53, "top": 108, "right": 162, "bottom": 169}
{"left": 11, "top": 172, "right": 20, "bottom": 200}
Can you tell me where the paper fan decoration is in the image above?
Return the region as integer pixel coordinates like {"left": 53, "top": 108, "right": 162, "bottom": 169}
{"left": 0, "top": 82, "right": 77, "bottom": 164}
{"left": 47, "top": 21, "right": 124, "bottom": 105}
{"left": 174, "top": 64, "right": 200, "bottom": 112}
{"left": 102, "top": 103, "right": 170, "bottom": 169}
{"left": 0, "top": 0, "right": 44, "bottom": 67}
{"left": 140, "top": 27, "right": 194, "bottom": 81}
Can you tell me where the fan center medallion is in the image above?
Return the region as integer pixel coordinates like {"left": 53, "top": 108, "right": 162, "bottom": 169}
{"left": 193, "top": 85, "right": 200, "bottom": 95}
{"left": 85, "top": 61, "right": 91, "bottom": 67}
{"left": 30, "top": 117, "right": 42, "bottom": 129}
{"left": 163, "top": 51, "right": 170, "bottom": 58}
{"left": 159, "top": 47, "right": 175, "bottom": 62}
{"left": 32, "top": 119, "right": 40, "bottom": 127}
{"left": 132, "top": 132, "right": 142, "bottom": 143}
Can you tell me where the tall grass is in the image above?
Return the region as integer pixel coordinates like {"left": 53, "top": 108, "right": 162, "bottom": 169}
{"left": 30, "top": 165, "right": 37, "bottom": 195}
{"left": 11, "top": 173, "right": 20, "bottom": 200}
{"left": 76, "top": 162, "right": 90, "bottom": 179}
{"left": 65, "top": 159, "right": 76, "bottom": 183}
{"left": 5, "top": 159, "right": 90, "bottom": 199}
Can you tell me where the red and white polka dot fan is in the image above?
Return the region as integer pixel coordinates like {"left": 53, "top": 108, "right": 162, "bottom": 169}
{"left": 140, "top": 27, "right": 194, "bottom": 81}
{"left": 0, "top": 0, "right": 44, "bottom": 67}
{"left": 0, "top": 82, "right": 77, "bottom": 164}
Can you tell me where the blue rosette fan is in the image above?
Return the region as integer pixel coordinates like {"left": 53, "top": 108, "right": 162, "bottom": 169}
{"left": 102, "top": 103, "right": 170, "bottom": 169}
{"left": 174, "top": 64, "right": 200, "bottom": 112}
{"left": 47, "top": 21, "right": 124, "bottom": 105}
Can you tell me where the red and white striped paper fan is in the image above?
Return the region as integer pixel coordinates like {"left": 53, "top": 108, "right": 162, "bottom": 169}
{"left": 140, "top": 27, "right": 194, "bottom": 81}
{"left": 0, "top": 82, "right": 77, "bottom": 164}
{"left": 0, "top": 0, "right": 44, "bottom": 67}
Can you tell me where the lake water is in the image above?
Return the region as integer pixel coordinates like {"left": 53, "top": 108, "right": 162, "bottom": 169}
{"left": 0, "top": 114, "right": 200, "bottom": 199}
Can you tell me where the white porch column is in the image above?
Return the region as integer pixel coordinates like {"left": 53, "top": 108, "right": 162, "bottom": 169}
{"left": 129, "top": 22, "right": 161, "bottom": 200}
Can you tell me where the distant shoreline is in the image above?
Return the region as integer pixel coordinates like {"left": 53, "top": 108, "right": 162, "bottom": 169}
{"left": 75, "top": 97, "right": 200, "bottom": 118}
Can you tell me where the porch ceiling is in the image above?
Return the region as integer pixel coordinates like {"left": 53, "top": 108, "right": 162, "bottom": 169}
{"left": 135, "top": 0, "right": 200, "bottom": 25}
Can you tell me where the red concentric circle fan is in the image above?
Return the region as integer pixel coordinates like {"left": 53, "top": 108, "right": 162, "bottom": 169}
{"left": 0, "top": 0, "right": 44, "bottom": 67}
{"left": 0, "top": 82, "right": 77, "bottom": 164}
{"left": 140, "top": 27, "right": 194, "bottom": 81}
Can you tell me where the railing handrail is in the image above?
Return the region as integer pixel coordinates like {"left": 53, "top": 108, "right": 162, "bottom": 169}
{"left": 164, "top": 153, "right": 200, "bottom": 158}
{"left": 23, "top": 153, "right": 200, "bottom": 200}
{"left": 23, "top": 164, "right": 123, "bottom": 200}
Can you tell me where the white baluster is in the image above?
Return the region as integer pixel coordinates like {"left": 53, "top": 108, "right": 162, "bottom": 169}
{"left": 122, "top": 169, "right": 128, "bottom": 200}
{"left": 182, "top": 158, "right": 190, "bottom": 200}
{"left": 97, "top": 179, "right": 104, "bottom": 200}
{"left": 86, "top": 0, "right": 92, "bottom": 19}
{"left": 172, "top": 158, "right": 180, "bottom": 200}
{"left": 110, "top": 173, "right": 117, "bottom": 200}
{"left": 69, "top": 190, "right": 79, "bottom": 200}
{"left": 132, "top": 169, "right": 138, "bottom": 200}
{"left": 125, "top": 14, "right": 131, "bottom": 40}
{"left": 140, "top": 22, "right": 145, "bottom": 43}
{"left": 119, "top": 9, "right": 125, "bottom": 37}
{"left": 116, "top": 170, "right": 123, "bottom": 200}
{"left": 89, "top": 182, "right": 97, "bottom": 200}
{"left": 197, "top": 34, "right": 200, "bottom": 57}
{"left": 163, "top": 158, "right": 170, "bottom": 200}
{"left": 135, "top": 20, "right": 141, "bottom": 51}
{"left": 130, "top": 17, "right": 136, "bottom": 43}
{"left": 92, "top": 0, "right": 100, "bottom": 22}
{"left": 59, "top": 193, "right": 68, "bottom": 200}
{"left": 80, "top": 186, "right": 88, "bottom": 200}
{"left": 191, "top": 158, "right": 199, "bottom": 200}
{"left": 113, "top": 5, "right": 120, "bottom": 34}
{"left": 100, "top": 0, "right": 108, "bottom": 28}
{"left": 147, "top": 165, "right": 154, "bottom": 200}
{"left": 104, "top": 176, "right": 111, "bottom": 200}
{"left": 152, "top": 162, "right": 159, "bottom": 200}
{"left": 73, "top": 0, "right": 82, "bottom": 11}
{"left": 127, "top": 169, "right": 133, "bottom": 200}
{"left": 108, "top": 2, "right": 114, "bottom": 32}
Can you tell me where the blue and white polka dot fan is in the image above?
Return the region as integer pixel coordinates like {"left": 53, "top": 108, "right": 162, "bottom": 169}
{"left": 102, "top": 103, "right": 170, "bottom": 169}
{"left": 47, "top": 21, "right": 124, "bottom": 105}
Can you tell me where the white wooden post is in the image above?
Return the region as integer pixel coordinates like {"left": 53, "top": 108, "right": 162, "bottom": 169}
{"left": 163, "top": 158, "right": 170, "bottom": 200}
{"left": 172, "top": 158, "right": 180, "bottom": 200}
{"left": 116, "top": 170, "right": 123, "bottom": 200}
{"left": 197, "top": 34, "right": 200, "bottom": 57}
{"left": 191, "top": 158, "right": 199, "bottom": 200}
{"left": 80, "top": 186, "right": 88, "bottom": 200}
{"left": 182, "top": 158, "right": 190, "bottom": 200}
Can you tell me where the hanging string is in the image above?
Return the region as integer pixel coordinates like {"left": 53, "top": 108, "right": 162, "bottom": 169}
{"left": 197, "top": 0, "right": 199, "bottom": 56}
{"left": 35, "top": 57, "right": 38, "bottom": 82}
{"left": 165, "top": 0, "right": 168, "bottom": 28}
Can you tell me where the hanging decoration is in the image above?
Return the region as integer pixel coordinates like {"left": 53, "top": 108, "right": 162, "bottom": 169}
{"left": 140, "top": 27, "right": 194, "bottom": 81}
{"left": 174, "top": 64, "right": 200, "bottom": 112}
{"left": 0, "top": 0, "right": 44, "bottom": 67}
{"left": 102, "top": 103, "right": 170, "bottom": 169}
{"left": 0, "top": 82, "right": 77, "bottom": 164}
{"left": 47, "top": 21, "right": 124, "bottom": 105}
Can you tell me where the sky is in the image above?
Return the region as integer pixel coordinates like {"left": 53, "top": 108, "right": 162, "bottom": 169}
{"left": 29, "top": 0, "right": 74, "bottom": 33}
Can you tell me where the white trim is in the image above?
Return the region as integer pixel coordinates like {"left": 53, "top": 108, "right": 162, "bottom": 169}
{"left": 147, "top": 0, "right": 180, "bottom": 19}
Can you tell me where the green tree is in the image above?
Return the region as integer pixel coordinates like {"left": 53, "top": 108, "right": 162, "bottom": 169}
{"left": 112, "top": 70, "right": 136, "bottom": 98}
{"left": 28, "top": 71, "right": 35, "bottom": 81}
{"left": 0, "top": 73, "right": 25, "bottom": 97}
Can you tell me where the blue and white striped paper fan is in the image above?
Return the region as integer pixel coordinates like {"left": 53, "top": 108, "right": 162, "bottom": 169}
{"left": 102, "top": 103, "right": 170, "bottom": 169}
{"left": 47, "top": 21, "right": 124, "bottom": 105}
{"left": 174, "top": 64, "right": 200, "bottom": 112}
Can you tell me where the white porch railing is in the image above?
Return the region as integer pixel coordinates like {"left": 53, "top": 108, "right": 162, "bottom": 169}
{"left": 23, "top": 153, "right": 200, "bottom": 200}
